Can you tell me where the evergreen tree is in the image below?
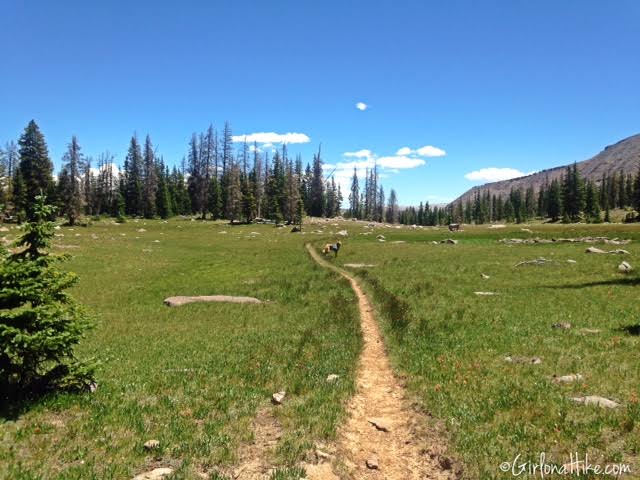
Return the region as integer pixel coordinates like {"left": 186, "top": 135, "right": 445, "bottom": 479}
{"left": 547, "top": 179, "right": 562, "bottom": 221}
{"left": 59, "top": 136, "right": 84, "bottom": 226}
{"left": 0, "top": 195, "right": 94, "bottom": 397}
{"left": 309, "top": 146, "right": 324, "bottom": 217}
{"left": 17, "top": 121, "right": 54, "bottom": 219}
{"left": 584, "top": 180, "right": 600, "bottom": 222}
{"left": 142, "top": 135, "right": 158, "bottom": 218}
{"left": 349, "top": 167, "right": 360, "bottom": 219}
{"left": 123, "top": 135, "right": 143, "bottom": 216}
{"left": 386, "top": 189, "right": 399, "bottom": 223}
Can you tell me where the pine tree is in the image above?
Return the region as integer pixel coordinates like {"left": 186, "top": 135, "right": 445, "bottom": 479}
{"left": 386, "top": 189, "right": 399, "bottom": 223}
{"left": 584, "top": 180, "right": 600, "bottom": 223}
{"left": 59, "top": 136, "right": 84, "bottom": 226}
{"left": 225, "top": 163, "right": 243, "bottom": 223}
{"left": 124, "top": 135, "right": 143, "bottom": 216}
{"left": 309, "top": 146, "right": 324, "bottom": 217}
{"left": 349, "top": 167, "right": 360, "bottom": 219}
{"left": 17, "top": 121, "right": 54, "bottom": 220}
{"left": 155, "top": 161, "right": 172, "bottom": 219}
{"left": 142, "top": 135, "right": 158, "bottom": 218}
{"left": 0, "top": 195, "right": 94, "bottom": 398}
{"left": 547, "top": 179, "right": 562, "bottom": 221}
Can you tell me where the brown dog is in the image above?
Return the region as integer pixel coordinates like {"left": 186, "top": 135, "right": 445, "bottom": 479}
{"left": 322, "top": 241, "right": 342, "bottom": 257}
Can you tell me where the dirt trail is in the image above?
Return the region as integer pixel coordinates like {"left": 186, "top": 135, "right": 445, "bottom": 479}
{"left": 304, "top": 244, "right": 456, "bottom": 480}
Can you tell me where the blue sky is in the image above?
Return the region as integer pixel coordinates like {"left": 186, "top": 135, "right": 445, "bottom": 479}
{"left": 1, "top": 0, "right": 639, "bottom": 205}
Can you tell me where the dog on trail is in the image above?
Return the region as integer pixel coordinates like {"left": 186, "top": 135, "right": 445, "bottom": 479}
{"left": 322, "top": 241, "right": 342, "bottom": 257}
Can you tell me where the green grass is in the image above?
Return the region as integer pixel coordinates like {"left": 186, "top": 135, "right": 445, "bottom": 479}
{"left": 0, "top": 219, "right": 361, "bottom": 479}
{"left": 3, "top": 219, "right": 640, "bottom": 479}
{"left": 333, "top": 223, "right": 640, "bottom": 478}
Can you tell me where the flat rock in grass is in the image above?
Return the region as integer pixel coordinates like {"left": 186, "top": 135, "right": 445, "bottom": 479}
{"left": 504, "top": 356, "right": 542, "bottom": 364}
{"left": 514, "top": 257, "right": 554, "bottom": 267}
{"left": 610, "top": 249, "right": 630, "bottom": 255}
{"left": 441, "top": 238, "right": 458, "bottom": 244}
{"left": 143, "top": 439, "right": 160, "bottom": 450}
{"left": 570, "top": 396, "right": 620, "bottom": 409}
{"left": 553, "top": 373, "right": 583, "bottom": 384}
{"left": 481, "top": 273, "right": 490, "bottom": 279}
{"left": 474, "top": 291, "right": 497, "bottom": 296}
{"left": 271, "top": 391, "right": 286, "bottom": 405}
{"left": 337, "top": 230, "right": 348, "bottom": 237}
{"left": 344, "top": 263, "right": 377, "bottom": 268}
{"left": 567, "top": 259, "right": 577, "bottom": 263}
{"left": 585, "top": 246, "right": 607, "bottom": 254}
{"left": 376, "top": 234, "right": 386, "bottom": 240}
{"left": 326, "top": 374, "right": 339, "bottom": 383}
{"left": 552, "top": 322, "right": 571, "bottom": 330}
{"left": 132, "top": 468, "right": 174, "bottom": 480}
{"left": 391, "top": 240, "right": 406, "bottom": 244}
{"left": 367, "top": 418, "right": 391, "bottom": 432}
{"left": 580, "top": 328, "right": 602, "bottom": 334}
{"left": 618, "top": 261, "right": 633, "bottom": 273}
{"left": 164, "top": 295, "right": 263, "bottom": 307}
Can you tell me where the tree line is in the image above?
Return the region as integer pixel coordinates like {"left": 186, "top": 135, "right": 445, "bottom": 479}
{"left": 0, "top": 120, "right": 348, "bottom": 225}
{"left": 399, "top": 163, "right": 640, "bottom": 226}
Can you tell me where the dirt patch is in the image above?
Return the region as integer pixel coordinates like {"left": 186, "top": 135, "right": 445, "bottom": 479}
{"left": 163, "top": 295, "right": 263, "bottom": 307}
{"left": 304, "top": 244, "right": 456, "bottom": 480}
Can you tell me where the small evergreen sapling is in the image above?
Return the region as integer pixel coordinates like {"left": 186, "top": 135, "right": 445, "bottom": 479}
{"left": 0, "top": 195, "right": 94, "bottom": 397}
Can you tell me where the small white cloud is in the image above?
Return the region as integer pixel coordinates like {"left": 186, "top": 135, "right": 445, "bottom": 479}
{"left": 356, "top": 102, "right": 368, "bottom": 111}
{"left": 416, "top": 145, "right": 446, "bottom": 157}
{"left": 343, "top": 149, "right": 374, "bottom": 160}
{"left": 231, "top": 132, "right": 310, "bottom": 144}
{"left": 393, "top": 145, "right": 446, "bottom": 157}
{"left": 377, "top": 156, "right": 426, "bottom": 169}
{"left": 464, "top": 167, "right": 533, "bottom": 182}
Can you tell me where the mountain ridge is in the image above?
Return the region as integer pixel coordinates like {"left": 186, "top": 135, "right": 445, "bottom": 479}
{"left": 450, "top": 133, "right": 640, "bottom": 206}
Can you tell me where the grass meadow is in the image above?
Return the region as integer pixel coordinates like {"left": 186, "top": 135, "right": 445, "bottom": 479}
{"left": 1, "top": 219, "right": 639, "bottom": 479}
{"left": 0, "top": 219, "right": 361, "bottom": 479}
{"left": 335, "top": 223, "right": 640, "bottom": 478}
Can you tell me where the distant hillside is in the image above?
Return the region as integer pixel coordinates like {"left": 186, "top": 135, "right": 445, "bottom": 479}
{"left": 451, "top": 133, "right": 640, "bottom": 205}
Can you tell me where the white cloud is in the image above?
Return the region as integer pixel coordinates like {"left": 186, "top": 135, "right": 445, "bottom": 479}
{"left": 343, "top": 149, "right": 374, "bottom": 160}
{"left": 356, "top": 102, "right": 368, "bottom": 111}
{"left": 416, "top": 145, "right": 446, "bottom": 157}
{"left": 394, "top": 145, "right": 446, "bottom": 157}
{"left": 377, "top": 156, "right": 426, "bottom": 169}
{"left": 464, "top": 167, "right": 533, "bottom": 182}
{"left": 231, "top": 132, "right": 310, "bottom": 144}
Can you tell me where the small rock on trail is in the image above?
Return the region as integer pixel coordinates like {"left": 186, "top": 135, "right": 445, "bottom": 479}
{"left": 368, "top": 417, "right": 391, "bottom": 432}
{"left": 366, "top": 457, "right": 379, "bottom": 470}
